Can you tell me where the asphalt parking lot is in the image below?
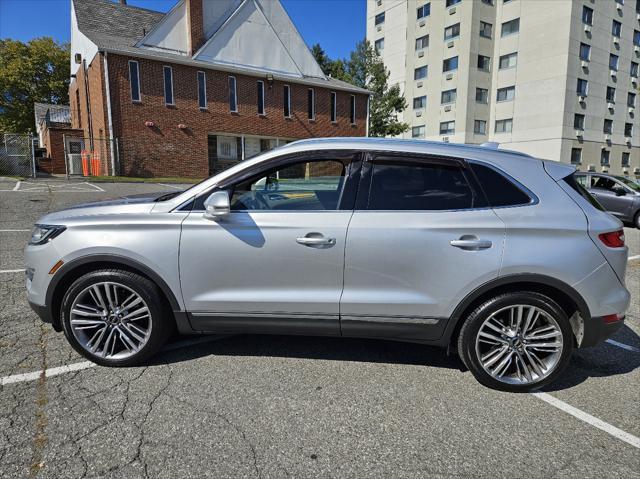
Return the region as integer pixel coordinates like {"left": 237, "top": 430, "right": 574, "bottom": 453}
{"left": 1, "top": 176, "right": 638, "bottom": 478}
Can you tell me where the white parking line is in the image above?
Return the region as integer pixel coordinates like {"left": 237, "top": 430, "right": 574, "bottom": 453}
{"left": 0, "top": 269, "right": 25, "bottom": 274}
{"left": 85, "top": 182, "right": 105, "bottom": 192}
{"left": 606, "top": 339, "right": 640, "bottom": 352}
{"left": 0, "top": 335, "right": 226, "bottom": 387}
{"left": 628, "top": 254, "right": 640, "bottom": 262}
{"left": 532, "top": 392, "right": 640, "bottom": 449}
{"left": 158, "top": 183, "right": 184, "bottom": 190}
{"left": 0, "top": 229, "right": 30, "bottom": 232}
{"left": 12, "top": 181, "right": 21, "bottom": 191}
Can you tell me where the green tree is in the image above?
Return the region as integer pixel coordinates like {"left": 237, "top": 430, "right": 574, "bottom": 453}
{"left": 0, "top": 37, "right": 70, "bottom": 133}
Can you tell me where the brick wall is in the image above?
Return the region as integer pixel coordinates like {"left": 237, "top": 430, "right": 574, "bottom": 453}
{"left": 106, "top": 54, "right": 368, "bottom": 178}
{"left": 39, "top": 127, "right": 84, "bottom": 174}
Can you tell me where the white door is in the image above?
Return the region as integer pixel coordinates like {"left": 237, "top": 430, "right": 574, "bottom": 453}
{"left": 65, "top": 137, "right": 84, "bottom": 175}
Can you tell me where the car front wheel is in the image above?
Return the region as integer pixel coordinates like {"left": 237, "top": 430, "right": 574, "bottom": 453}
{"left": 61, "top": 269, "right": 171, "bottom": 366}
{"left": 458, "top": 292, "right": 573, "bottom": 392}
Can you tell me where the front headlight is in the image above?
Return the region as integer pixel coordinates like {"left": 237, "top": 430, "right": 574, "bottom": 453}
{"left": 29, "top": 224, "right": 66, "bottom": 245}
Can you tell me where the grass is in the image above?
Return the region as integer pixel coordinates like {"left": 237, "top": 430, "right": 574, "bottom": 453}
{"left": 87, "top": 176, "right": 203, "bottom": 184}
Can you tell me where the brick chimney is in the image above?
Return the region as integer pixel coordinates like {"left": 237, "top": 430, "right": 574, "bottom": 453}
{"left": 186, "top": 0, "right": 205, "bottom": 56}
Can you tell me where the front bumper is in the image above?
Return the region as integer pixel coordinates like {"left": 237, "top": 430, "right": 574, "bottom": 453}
{"left": 28, "top": 300, "right": 61, "bottom": 332}
{"left": 580, "top": 315, "right": 625, "bottom": 348}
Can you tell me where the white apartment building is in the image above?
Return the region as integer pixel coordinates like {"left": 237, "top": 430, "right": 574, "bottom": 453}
{"left": 367, "top": 0, "right": 640, "bottom": 176}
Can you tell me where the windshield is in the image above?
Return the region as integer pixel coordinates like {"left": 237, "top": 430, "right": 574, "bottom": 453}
{"left": 613, "top": 176, "right": 640, "bottom": 192}
{"left": 154, "top": 178, "right": 209, "bottom": 202}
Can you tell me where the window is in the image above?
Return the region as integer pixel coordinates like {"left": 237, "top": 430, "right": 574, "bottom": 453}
{"left": 474, "top": 120, "right": 487, "bottom": 135}
{"left": 600, "top": 150, "right": 610, "bottom": 166}
{"left": 417, "top": 2, "right": 430, "bottom": 19}
{"left": 481, "top": 0, "right": 494, "bottom": 4}
{"left": 162, "top": 66, "right": 174, "bottom": 105}
{"left": 440, "top": 120, "right": 455, "bottom": 135}
{"left": 444, "top": 23, "right": 460, "bottom": 40}
{"left": 610, "top": 54, "right": 619, "bottom": 71}
{"left": 283, "top": 85, "right": 291, "bottom": 118}
{"left": 255, "top": 81, "right": 265, "bottom": 115}
{"left": 446, "top": 0, "right": 461, "bottom": 6}
{"left": 375, "top": 12, "right": 385, "bottom": 25}
{"left": 622, "top": 152, "right": 630, "bottom": 167}
{"left": 625, "top": 122, "right": 633, "bottom": 137}
{"left": 634, "top": 30, "right": 640, "bottom": 46}
{"left": 480, "top": 21, "right": 493, "bottom": 38}
{"left": 308, "top": 89, "right": 315, "bottom": 120}
{"left": 443, "top": 56, "right": 459, "bottom": 72}
{"left": 496, "top": 86, "right": 515, "bottom": 102}
{"left": 603, "top": 119, "right": 613, "bottom": 134}
{"left": 230, "top": 160, "right": 346, "bottom": 211}
{"left": 414, "top": 66, "right": 428, "bottom": 80}
{"left": 501, "top": 18, "right": 520, "bottom": 36}
{"left": 571, "top": 148, "right": 582, "bottom": 165}
{"left": 375, "top": 38, "right": 385, "bottom": 53}
{"left": 415, "top": 35, "right": 429, "bottom": 50}
{"left": 412, "top": 125, "right": 425, "bottom": 138}
{"left": 470, "top": 163, "right": 531, "bottom": 207}
{"left": 330, "top": 92, "right": 337, "bottom": 122}
{"left": 574, "top": 113, "right": 585, "bottom": 130}
{"left": 197, "top": 71, "right": 207, "bottom": 109}
{"left": 629, "top": 92, "right": 637, "bottom": 108}
{"left": 441, "top": 89, "right": 457, "bottom": 104}
{"left": 631, "top": 62, "right": 639, "bottom": 77}
{"left": 128, "top": 60, "right": 140, "bottom": 102}
{"left": 368, "top": 161, "right": 476, "bottom": 211}
{"left": 477, "top": 55, "right": 491, "bottom": 72}
{"left": 579, "top": 43, "right": 590, "bottom": 61}
{"left": 499, "top": 52, "right": 518, "bottom": 69}
{"left": 228, "top": 76, "right": 237, "bottom": 112}
{"left": 615, "top": 0, "right": 624, "bottom": 4}
{"left": 495, "top": 118, "right": 513, "bottom": 133}
{"left": 476, "top": 87, "right": 488, "bottom": 103}
{"left": 576, "top": 78, "right": 588, "bottom": 96}
{"left": 582, "top": 6, "right": 593, "bottom": 25}
{"left": 637, "top": 0, "right": 640, "bottom": 13}
{"left": 606, "top": 86, "right": 616, "bottom": 103}
{"left": 612, "top": 20, "right": 621, "bottom": 38}
{"left": 413, "top": 95, "right": 427, "bottom": 109}
{"left": 350, "top": 95, "right": 356, "bottom": 124}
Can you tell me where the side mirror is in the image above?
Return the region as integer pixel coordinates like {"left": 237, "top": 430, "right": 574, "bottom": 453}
{"left": 613, "top": 187, "right": 626, "bottom": 196}
{"left": 203, "top": 191, "right": 230, "bottom": 219}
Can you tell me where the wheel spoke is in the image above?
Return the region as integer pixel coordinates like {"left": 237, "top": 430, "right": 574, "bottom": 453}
{"left": 122, "top": 306, "right": 149, "bottom": 321}
{"left": 478, "top": 331, "right": 508, "bottom": 345}
{"left": 482, "top": 346, "right": 509, "bottom": 368}
{"left": 492, "top": 351, "right": 514, "bottom": 378}
{"left": 515, "top": 351, "right": 533, "bottom": 382}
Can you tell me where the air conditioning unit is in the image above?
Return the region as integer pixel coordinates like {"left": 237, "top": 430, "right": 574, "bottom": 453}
{"left": 635, "top": 45, "right": 640, "bottom": 53}
{"left": 602, "top": 166, "right": 609, "bottom": 173}
{"left": 637, "top": 12, "right": 640, "bottom": 20}
{"left": 447, "top": 41, "right": 455, "bottom": 48}
{"left": 610, "top": 69, "right": 617, "bottom": 78}
{"left": 584, "top": 24, "right": 591, "bottom": 33}
{"left": 634, "top": 167, "right": 640, "bottom": 175}
{"left": 626, "top": 136, "right": 632, "bottom": 144}
{"left": 417, "top": 50, "right": 425, "bottom": 58}
{"left": 376, "top": 0, "right": 382, "bottom": 5}
{"left": 376, "top": 25, "right": 382, "bottom": 32}
{"left": 604, "top": 133, "right": 611, "bottom": 141}
{"left": 442, "top": 136, "right": 450, "bottom": 142}
{"left": 416, "top": 81, "right": 423, "bottom": 88}
{"left": 613, "top": 37, "right": 620, "bottom": 45}
{"left": 444, "top": 105, "right": 452, "bottom": 112}
{"left": 415, "top": 110, "right": 423, "bottom": 117}
{"left": 587, "top": 164, "right": 595, "bottom": 172}
{"left": 632, "top": 76, "right": 639, "bottom": 86}
{"left": 575, "top": 129, "right": 583, "bottom": 137}
{"left": 74, "top": 53, "right": 81, "bottom": 64}
{"left": 446, "top": 73, "right": 453, "bottom": 80}
{"left": 616, "top": 2, "right": 622, "bottom": 10}
{"left": 607, "top": 102, "right": 615, "bottom": 109}
{"left": 578, "top": 95, "right": 586, "bottom": 102}
{"left": 449, "top": 7, "right": 456, "bottom": 14}
{"left": 630, "top": 107, "right": 636, "bottom": 114}
{"left": 623, "top": 167, "right": 629, "bottom": 175}
{"left": 581, "top": 60, "right": 589, "bottom": 68}
{"left": 418, "top": 20, "right": 426, "bottom": 27}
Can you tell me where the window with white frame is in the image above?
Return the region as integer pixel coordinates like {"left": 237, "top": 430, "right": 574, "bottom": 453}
{"left": 495, "top": 118, "right": 513, "bottom": 133}
{"left": 499, "top": 52, "right": 517, "bottom": 69}
{"left": 474, "top": 120, "right": 487, "bottom": 135}
{"left": 612, "top": 20, "right": 622, "bottom": 38}
{"left": 570, "top": 148, "right": 582, "bottom": 165}
{"left": 375, "top": 12, "right": 385, "bottom": 25}
{"left": 439, "top": 120, "right": 455, "bottom": 135}
{"left": 417, "top": 3, "right": 430, "bottom": 19}
{"left": 443, "top": 56, "right": 458, "bottom": 72}
{"left": 622, "top": 152, "right": 630, "bottom": 167}
{"left": 601, "top": 149, "right": 610, "bottom": 166}
{"left": 415, "top": 35, "right": 429, "bottom": 50}
{"left": 609, "top": 54, "right": 619, "bottom": 71}
{"left": 441, "top": 89, "right": 456, "bottom": 104}
{"left": 444, "top": 23, "right": 460, "bottom": 40}
{"left": 576, "top": 78, "right": 588, "bottom": 96}
{"left": 412, "top": 125, "right": 425, "bottom": 138}
{"left": 414, "top": 66, "right": 428, "bottom": 80}
{"left": 477, "top": 55, "right": 491, "bottom": 72}
{"left": 496, "top": 86, "right": 515, "bottom": 102}
{"left": 480, "top": 21, "right": 492, "bottom": 38}
{"left": 501, "top": 18, "right": 520, "bottom": 36}
{"left": 413, "top": 95, "right": 427, "bottom": 109}
{"left": 579, "top": 43, "right": 590, "bottom": 62}
{"left": 475, "top": 88, "right": 488, "bottom": 103}
{"left": 375, "top": 38, "right": 385, "bottom": 53}
{"left": 606, "top": 86, "right": 616, "bottom": 103}
{"left": 129, "top": 60, "right": 141, "bottom": 102}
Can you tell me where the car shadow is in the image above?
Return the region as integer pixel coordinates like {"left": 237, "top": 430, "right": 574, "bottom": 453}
{"left": 540, "top": 324, "right": 640, "bottom": 392}
{"left": 150, "top": 334, "right": 466, "bottom": 371}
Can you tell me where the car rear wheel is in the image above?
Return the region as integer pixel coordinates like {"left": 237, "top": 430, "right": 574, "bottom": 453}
{"left": 634, "top": 211, "right": 640, "bottom": 229}
{"left": 457, "top": 292, "right": 573, "bottom": 392}
{"left": 61, "top": 269, "right": 171, "bottom": 366}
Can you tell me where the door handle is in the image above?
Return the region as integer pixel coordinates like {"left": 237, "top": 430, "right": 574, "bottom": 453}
{"left": 296, "top": 235, "right": 336, "bottom": 246}
{"left": 450, "top": 236, "right": 492, "bottom": 251}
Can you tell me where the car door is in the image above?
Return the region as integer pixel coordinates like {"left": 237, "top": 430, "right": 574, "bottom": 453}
{"left": 179, "top": 150, "right": 360, "bottom": 335}
{"left": 340, "top": 153, "right": 505, "bottom": 341}
{"left": 589, "top": 175, "right": 632, "bottom": 219}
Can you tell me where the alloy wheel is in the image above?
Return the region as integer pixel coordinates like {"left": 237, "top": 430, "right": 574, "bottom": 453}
{"left": 474, "top": 304, "right": 564, "bottom": 385}
{"left": 69, "top": 281, "right": 152, "bottom": 359}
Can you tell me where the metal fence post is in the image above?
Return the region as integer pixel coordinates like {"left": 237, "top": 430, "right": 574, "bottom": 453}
{"left": 30, "top": 135, "right": 36, "bottom": 178}
{"left": 63, "top": 133, "right": 69, "bottom": 179}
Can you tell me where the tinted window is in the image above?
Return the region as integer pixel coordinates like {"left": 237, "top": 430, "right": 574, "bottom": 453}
{"left": 564, "top": 174, "right": 605, "bottom": 211}
{"left": 592, "top": 176, "right": 617, "bottom": 191}
{"left": 230, "top": 160, "right": 346, "bottom": 211}
{"left": 368, "top": 161, "right": 478, "bottom": 211}
{"left": 470, "top": 163, "right": 531, "bottom": 207}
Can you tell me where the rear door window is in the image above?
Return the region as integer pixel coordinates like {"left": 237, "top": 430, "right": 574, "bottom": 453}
{"left": 367, "top": 159, "right": 480, "bottom": 210}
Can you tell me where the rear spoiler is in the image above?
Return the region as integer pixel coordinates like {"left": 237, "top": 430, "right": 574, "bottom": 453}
{"left": 542, "top": 160, "right": 576, "bottom": 181}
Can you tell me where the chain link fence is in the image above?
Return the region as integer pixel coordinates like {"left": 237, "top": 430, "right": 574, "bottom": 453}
{"left": 0, "top": 132, "right": 36, "bottom": 177}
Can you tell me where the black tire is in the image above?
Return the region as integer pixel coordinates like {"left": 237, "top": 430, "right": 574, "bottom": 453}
{"left": 457, "top": 292, "right": 574, "bottom": 393}
{"left": 60, "top": 269, "right": 171, "bottom": 367}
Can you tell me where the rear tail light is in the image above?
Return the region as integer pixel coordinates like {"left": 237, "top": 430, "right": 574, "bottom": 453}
{"left": 598, "top": 230, "right": 625, "bottom": 248}
{"left": 603, "top": 313, "right": 624, "bottom": 323}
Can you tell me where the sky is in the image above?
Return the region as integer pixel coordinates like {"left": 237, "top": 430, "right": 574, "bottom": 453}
{"left": 0, "top": 0, "right": 365, "bottom": 60}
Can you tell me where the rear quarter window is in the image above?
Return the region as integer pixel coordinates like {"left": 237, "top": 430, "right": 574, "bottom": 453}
{"left": 470, "top": 163, "right": 532, "bottom": 207}
{"left": 563, "top": 173, "right": 605, "bottom": 211}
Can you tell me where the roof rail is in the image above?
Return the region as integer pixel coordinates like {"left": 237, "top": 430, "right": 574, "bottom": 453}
{"left": 480, "top": 142, "right": 500, "bottom": 149}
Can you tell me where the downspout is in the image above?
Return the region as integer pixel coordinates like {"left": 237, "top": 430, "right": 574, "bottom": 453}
{"left": 366, "top": 94, "right": 371, "bottom": 137}
{"left": 82, "top": 58, "right": 94, "bottom": 149}
{"left": 103, "top": 52, "right": 116, "bottom": 175}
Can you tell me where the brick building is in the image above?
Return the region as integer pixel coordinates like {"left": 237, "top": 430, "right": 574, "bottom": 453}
{"left": 69, "top": 0, "right": 370, "bottom": 178}
{"left": 34, "top": 103, "right": 84, "bottom": 175}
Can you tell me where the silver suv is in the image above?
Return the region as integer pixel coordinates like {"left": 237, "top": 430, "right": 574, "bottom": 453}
{"left": 25, "top": 139, "right": 630, "bottom": 392}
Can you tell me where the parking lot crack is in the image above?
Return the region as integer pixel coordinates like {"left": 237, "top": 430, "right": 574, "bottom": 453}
{"left": 27, "top": 323, "right": 49, "bottom": 479}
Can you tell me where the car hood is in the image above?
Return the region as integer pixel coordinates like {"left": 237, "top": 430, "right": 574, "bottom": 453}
{"left": 36, "top": 192, "right": 166, "bottom": 224}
